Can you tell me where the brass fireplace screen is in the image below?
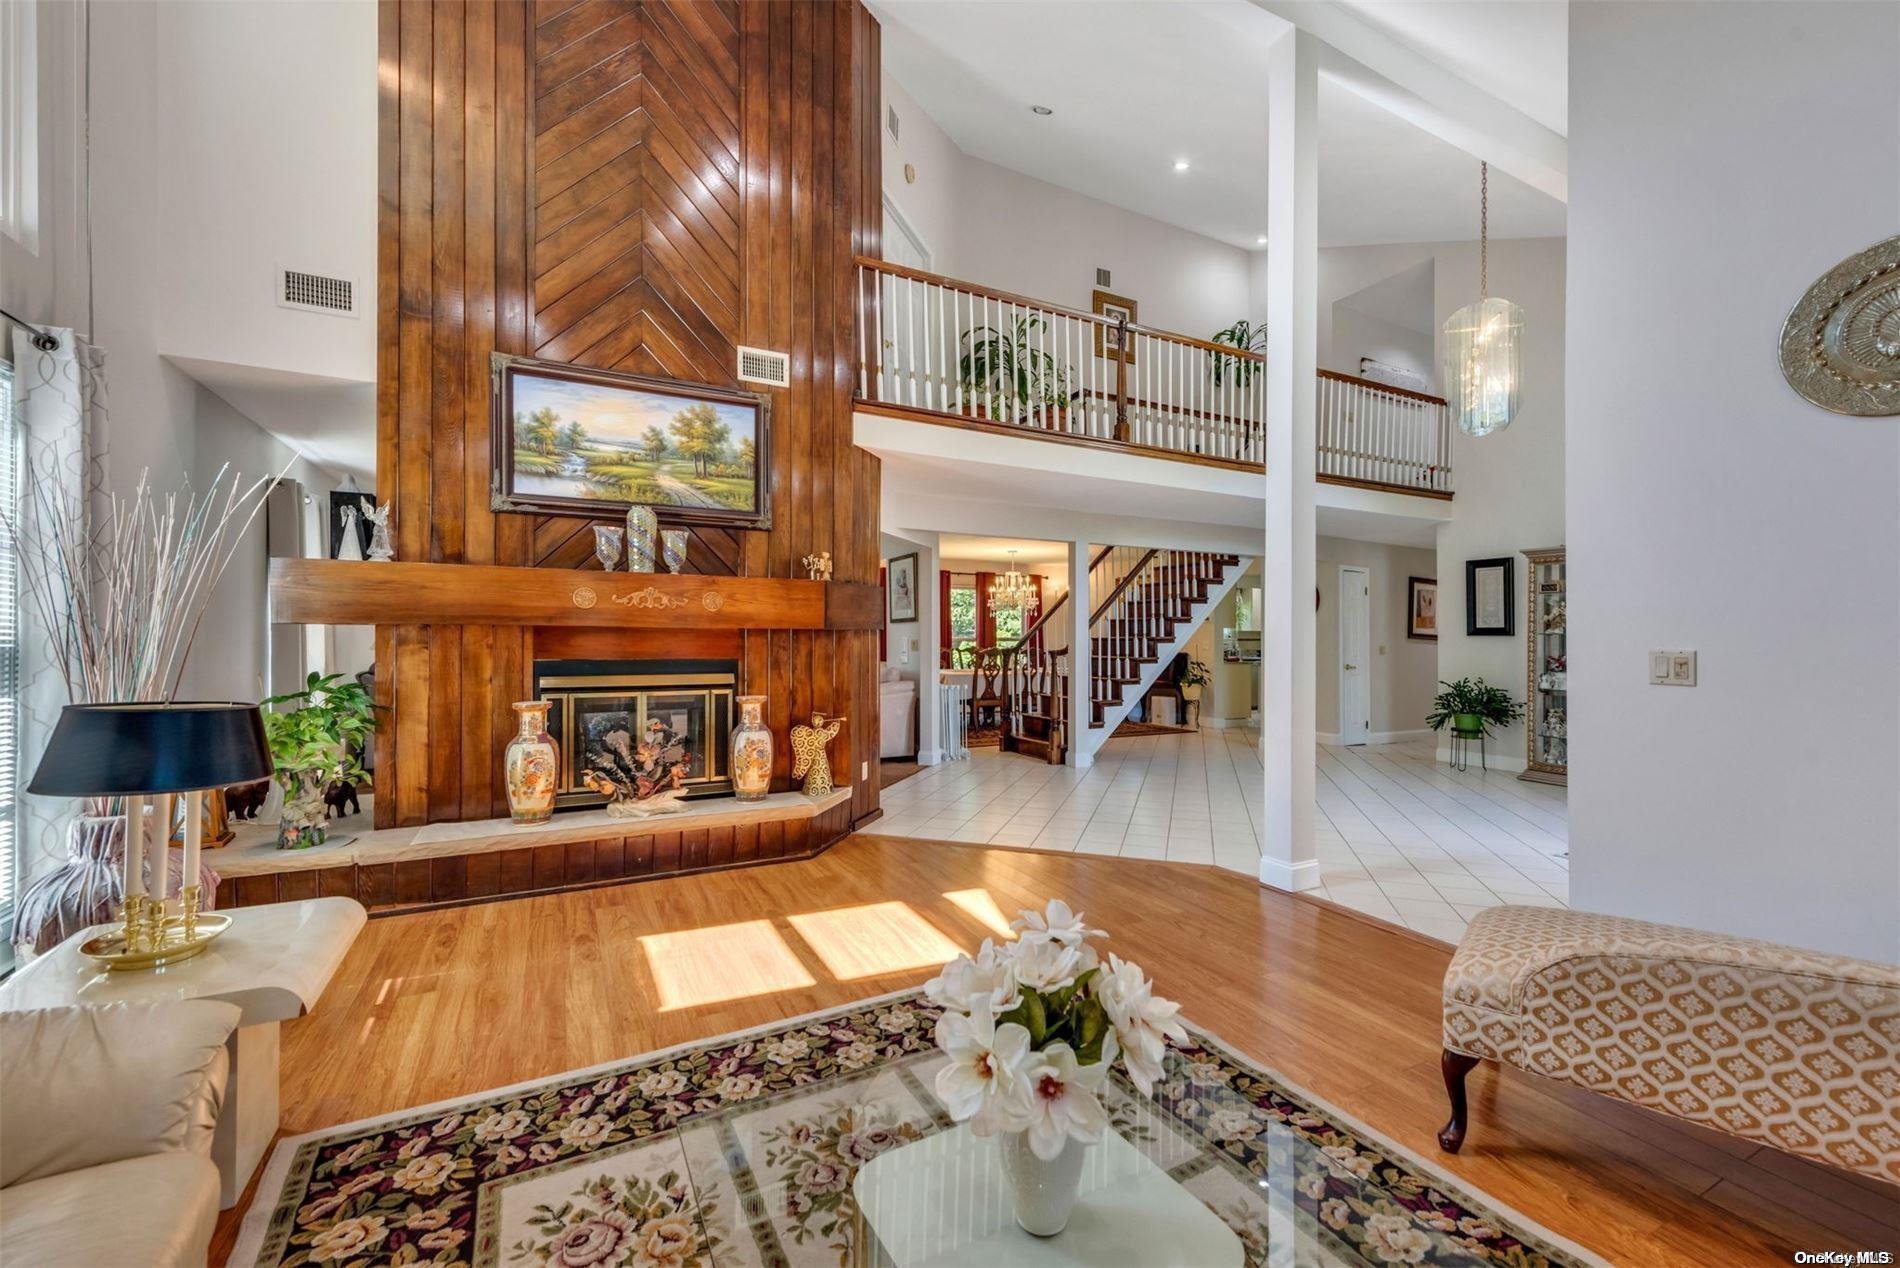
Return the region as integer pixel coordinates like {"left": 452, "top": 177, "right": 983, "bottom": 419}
{"left": 534, "top": 661, "right": 737, "bottom": 810}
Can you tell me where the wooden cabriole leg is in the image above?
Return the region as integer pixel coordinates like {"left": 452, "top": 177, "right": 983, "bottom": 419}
{"left": 1438, "top": 1049, "right": 1482, "bottom": 1152}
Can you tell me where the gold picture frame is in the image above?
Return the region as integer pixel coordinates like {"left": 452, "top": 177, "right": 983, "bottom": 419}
{"left": 1093, "top": 289, "right": 1137, "bottom": 363}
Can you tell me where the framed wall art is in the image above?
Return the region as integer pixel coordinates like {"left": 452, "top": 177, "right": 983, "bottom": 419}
{"left": 1465, "top": 557, "right": 1515, "bottom": 636}
{"left": 1407, "top": 576, "right": 1438, "bottom": 641}
{"left": 1092, "top": 289, "right": 1137, "bottom": 363}
{"left": 490, "top": 353, "right": 772, "bottom": 530}
{"left": 887, "top": 552, "right": 919, "bottom": 623}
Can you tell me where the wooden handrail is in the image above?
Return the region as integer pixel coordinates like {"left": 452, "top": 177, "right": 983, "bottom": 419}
{"left": 1090, "top": 549, "right": 1159, "bottom": 625}
{"left": 1316, "top": 367, "right": 1447, "bottom": 407}
{"left": 1080, "top": 388, "right": 1263, "bottom": 431}
{"left": 855, "top": 255, "right": 1264, "bottom": 362}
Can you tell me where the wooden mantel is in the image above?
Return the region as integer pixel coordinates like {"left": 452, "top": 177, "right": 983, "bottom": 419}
{"left": 269, "top": 560, "right": 883, "bottom": 631}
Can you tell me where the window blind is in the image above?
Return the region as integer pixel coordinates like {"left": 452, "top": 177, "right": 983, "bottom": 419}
{"left": 0, "top": 360, "right": 18, "bottom": 935}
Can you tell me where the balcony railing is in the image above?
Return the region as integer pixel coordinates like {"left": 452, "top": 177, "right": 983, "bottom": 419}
{"left": 854, "top": 257, "right": 1265, "bottom": 467}
{"left": 1315, "top": 370, "right": 1454, "bottom": 496}
{"left": 853, "top": 258, "right": 1453, "bottom": 497}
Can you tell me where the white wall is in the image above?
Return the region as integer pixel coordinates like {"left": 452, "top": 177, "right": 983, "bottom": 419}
{"left": 1315, "top": 536, "right": 1438, "bottom": 738}
{"left": 157, "top": 1, "right": 377, "bottom": 384}
{"left": 1327, "top": 304, "right": 1433, "bottom": 384}
{"left": 1321, "top": 237, "right": 1567, "bottom": 767}
{"left": 881, "top": 70, "right": 1256, "bottom": 340}
{"left": 1567, "top": 1, "right": 1899, "bottom": 962}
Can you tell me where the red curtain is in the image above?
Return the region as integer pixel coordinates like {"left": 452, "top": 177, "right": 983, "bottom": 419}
{"left": 938, "top": 569, "right": 953, "bottom": 667}
{"left": 879, "top": 565, "right": 887, "bottom": 662}
{"left": 975, "top": 572, "right": 997, "bottom": 647}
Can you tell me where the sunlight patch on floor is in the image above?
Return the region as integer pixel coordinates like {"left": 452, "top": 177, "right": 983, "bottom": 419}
{"left": 786, "top": 901, "right": 965, "bottom": 980}
{"left": 640, "top": 920, "right": 816, "bottom": 1011}
{"left": 942, "top": 888, "right": 1015, "bottom": 938}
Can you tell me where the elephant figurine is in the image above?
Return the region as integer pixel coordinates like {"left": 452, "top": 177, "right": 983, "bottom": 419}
{"left": 324, "top": 778, "right": 361, "bottom": 820}
{"left": 224, "top": 778, "right": 271, "bottom": 821}
{"left": 789, "top": 713, "right": 846, "bottom": 798}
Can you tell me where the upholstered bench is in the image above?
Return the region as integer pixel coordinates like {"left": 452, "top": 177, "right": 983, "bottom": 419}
{"left": 1437, "top": 905, "right": 1900, "bottom": 1183}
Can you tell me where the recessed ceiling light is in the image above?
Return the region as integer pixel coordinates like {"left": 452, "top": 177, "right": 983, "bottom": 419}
{"left": 1172, "top": 159, "right": 1191, "bottom": 173}
{"left": 1031, "top": 104, "right": 1053, "bottom": 116}
{"left": 1255, "top": 235, "right": 1268, "bottom": 245}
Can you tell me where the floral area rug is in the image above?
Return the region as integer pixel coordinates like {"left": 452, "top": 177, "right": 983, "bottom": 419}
{"left": 235, "top": 991, "right": 1607, "bottom": 1268}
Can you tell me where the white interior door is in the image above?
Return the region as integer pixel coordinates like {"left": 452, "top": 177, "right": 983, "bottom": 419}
{"left": 1338, "top": 566, "right": 1371, "bottom": 745}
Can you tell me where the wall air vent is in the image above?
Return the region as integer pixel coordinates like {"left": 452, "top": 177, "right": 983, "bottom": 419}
{"left": 278, "top": 268, "right": 357, "bottom": 317}
{"left": 887, "top": 105, "right": 900, "bottom": 141}
{"left": 737, "top": 345, "right": 791, "bottom": 388}
{"left": 1095, "top": 267, "right": 1111, "bottom": 287}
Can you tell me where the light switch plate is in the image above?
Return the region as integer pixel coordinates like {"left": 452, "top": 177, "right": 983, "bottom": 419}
{"left": 1650, "top": 649, "right": 1697, "bottom": 686}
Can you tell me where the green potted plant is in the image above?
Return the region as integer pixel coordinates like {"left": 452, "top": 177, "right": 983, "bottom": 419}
{"left": 1179, "top": 657, "right": 1212, "bottom": 727}
{"left": 262, "top": 671, "right": 379, "bottom": 849}
{"left": 1209, "top": 318, "right": 1267, "bottom": 387}
{"left": 959, "top": 316, "right": 1067, "bottom": 423}
{"left": 1426, "top": 677, "right": 1523, "bottom": 737}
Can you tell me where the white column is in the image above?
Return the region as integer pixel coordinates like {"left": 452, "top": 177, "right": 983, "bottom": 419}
{"left": 914, "top": 537, "right": 944, "bottom": 764}
{"left": 1260, "top": 27, "right": 1320, "bottom": 894}
{"left": 1066, "top": 539, "right": 1093, "bottom": 768}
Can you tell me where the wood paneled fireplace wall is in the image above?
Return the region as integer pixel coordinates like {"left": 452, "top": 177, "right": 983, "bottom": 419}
{"left": 372, "top": 0, "right": 884, "bottom": 837}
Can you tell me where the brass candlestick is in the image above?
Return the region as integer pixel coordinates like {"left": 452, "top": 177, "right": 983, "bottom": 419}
{"left": 143, "top": 897, "right": 169, "bottom": 955}
{"left": 181, "top": 884, "right": 202, "bottom": 941}
{"left": 120, "top": 894, "right": 146, "bottom": 953}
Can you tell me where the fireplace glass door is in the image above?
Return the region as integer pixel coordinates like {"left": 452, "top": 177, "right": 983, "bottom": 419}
{"left": 537, "top": 665, "right": 737, "bottom": 810}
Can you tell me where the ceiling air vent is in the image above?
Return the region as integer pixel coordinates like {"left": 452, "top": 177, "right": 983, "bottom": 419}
{"left": 278, "top": 268, "right": 357, "bottom": 317}
{"left": 737, "top": 345, "right": 791, "bottom": 388}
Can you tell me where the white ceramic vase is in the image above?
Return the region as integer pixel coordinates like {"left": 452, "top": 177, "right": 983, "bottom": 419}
{"left": 998, "top": 1130, "right": 1089, "bottom": 1237}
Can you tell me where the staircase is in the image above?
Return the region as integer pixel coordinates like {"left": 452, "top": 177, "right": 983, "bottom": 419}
{"left": 984, "top": 547, "right": 1251, "bottom": 767}
{"left": 1084, "top": 548, "right": 1247, "bottom": 743}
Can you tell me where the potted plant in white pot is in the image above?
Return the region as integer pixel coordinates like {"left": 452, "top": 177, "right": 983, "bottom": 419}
{"left": 262, "top": 671, "right": 378, "bottom": 849}
{"left": 1178, "top": 657, "right": 1212, "bottom": 728}
{"left": 924, "top": 899, "right": 1185, "bottom": 1237}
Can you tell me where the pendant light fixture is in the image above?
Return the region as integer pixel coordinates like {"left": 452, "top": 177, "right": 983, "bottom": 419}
{"left": 1442, "top": 162, "right": 1524, "bottom": 437}
{"left": 987, "top": 550, "right": 1039, "bottom": 616}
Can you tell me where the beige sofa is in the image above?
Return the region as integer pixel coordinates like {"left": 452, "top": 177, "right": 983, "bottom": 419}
{"left": 1438, "top": 905, "right": 1900, "bottom": 1183}
{"left": 1, "top": 999, "right": 240, "bottom": 1266}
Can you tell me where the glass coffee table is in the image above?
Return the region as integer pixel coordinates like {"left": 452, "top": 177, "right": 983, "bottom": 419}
{"left": 854, "top": 1120, "right": 1246, "bottom": 1266}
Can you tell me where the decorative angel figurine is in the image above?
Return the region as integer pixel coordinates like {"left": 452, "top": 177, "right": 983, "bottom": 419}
{"left": 365, "top": 503, "right": 395, "bottom": 562}
{"left": 802, "top": 551, "right": 833, "bottom": 581}
{"left": 790, "top": 713, "right": 845, "bottom": 797}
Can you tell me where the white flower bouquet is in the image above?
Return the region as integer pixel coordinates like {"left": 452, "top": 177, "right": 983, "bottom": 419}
{"left": 924, "top": 899, "right": 1187, "bottom": 1163}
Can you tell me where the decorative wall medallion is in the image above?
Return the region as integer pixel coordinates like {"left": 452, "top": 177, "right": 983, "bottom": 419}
{"left": 611, "top": 586, "right": 689, "bottom": 610}
{"left": 571, "top": 586, "right": 598, "bottom": 609}
{"left": 702, "top": 592, "right": 726, "bottom": 612}
{"left": 1779, "top": 235, "right": 1900, "bottom": 416}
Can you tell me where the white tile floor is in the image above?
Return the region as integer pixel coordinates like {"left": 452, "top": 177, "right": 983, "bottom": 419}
{"left": 875, "top": 730, "right": 1569, "bottom": 942}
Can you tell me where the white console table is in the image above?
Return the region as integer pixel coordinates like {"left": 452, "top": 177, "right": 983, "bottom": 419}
{"left": 0, "top": 897, "right": 366, "bottom": 1208}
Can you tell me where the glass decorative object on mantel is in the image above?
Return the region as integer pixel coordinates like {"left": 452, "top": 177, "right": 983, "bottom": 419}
{"left": 365, "top": 503, "right": 395, "bottom": 561}
{"left": 661, "top": 528, "right": 689, "bottom": 574}
{"left": 592, "top": 525, "right": 624, "bottom": 572}
{"left": 626, "top": 505, "right": 658, "bottom": 573}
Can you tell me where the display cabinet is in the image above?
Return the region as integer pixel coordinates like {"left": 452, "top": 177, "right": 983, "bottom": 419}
{"left": 1521, "top": 547, "right": 1567, "bottom": 785}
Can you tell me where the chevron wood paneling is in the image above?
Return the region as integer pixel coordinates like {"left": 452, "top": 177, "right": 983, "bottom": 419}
{"left": 376, "top": 0, "right": 882, "bottom": 831}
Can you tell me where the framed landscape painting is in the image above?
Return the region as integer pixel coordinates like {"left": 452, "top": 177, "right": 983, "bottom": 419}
{"left": 490, "top": 354, "right": 771, "bottom": 529}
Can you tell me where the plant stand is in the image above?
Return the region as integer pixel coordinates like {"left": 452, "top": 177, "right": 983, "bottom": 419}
{"left": 1448, "top": 728, "right": 1487, "bottom": 773}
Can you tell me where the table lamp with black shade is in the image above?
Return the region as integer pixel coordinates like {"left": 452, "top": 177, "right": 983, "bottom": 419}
{"left": 27, "top": 703, "right": 273, "bottom": 967}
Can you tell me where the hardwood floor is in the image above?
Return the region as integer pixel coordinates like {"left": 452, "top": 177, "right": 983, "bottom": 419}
{"left": 211, "top": 834, "right": 1898, "bottom": 1266}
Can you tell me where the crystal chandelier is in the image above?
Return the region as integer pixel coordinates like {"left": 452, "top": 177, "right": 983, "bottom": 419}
{"left": 1442, "top": 162, "right": 1524, "bottom": 437}
{"left": 987, "top": 550, "right": 1039, "bottom": 615}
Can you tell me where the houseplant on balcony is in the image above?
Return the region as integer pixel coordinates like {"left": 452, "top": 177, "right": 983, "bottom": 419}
{"left": 925, "top": 899, "right": 1185, "bottom": 1236}
{"left": 262, "top": 671, "right": 379, "bottom": 848}
{"left": 1426, "top": 676, "right": 1523, "bottom": 738}
{"left": 1208, "top": 318, "right": 1267, "bottom": 387}
{"left": 959, "top": 316, "right": 1068, "bottom": 424}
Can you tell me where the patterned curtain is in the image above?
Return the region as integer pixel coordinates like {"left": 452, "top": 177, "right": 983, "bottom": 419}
{"left": 11, "top": 329, "right": 110, "bottom": 890}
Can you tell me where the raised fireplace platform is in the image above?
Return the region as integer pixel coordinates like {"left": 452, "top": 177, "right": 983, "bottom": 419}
{"left": 213, "top": 789, "right": 852, "bottom": 914}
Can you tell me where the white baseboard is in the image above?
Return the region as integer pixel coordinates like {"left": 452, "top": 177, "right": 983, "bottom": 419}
{"left": 1433, "top": 743, "right": 1528, "bottom": 774}
{"left": 1258, "top": 855, "right": 1322, "bottom": 893}
{"left": 1202, "top": 717, "right": 1252, "bottom": 730}
{"left": 1320, "top": 728, "right": 1433, "bottom": 747}
{"left": 1067, "top": 750, "right": 1094, "bottom": 769}
{"left": 915, "top": 748, "right": 944, "bottom": 767}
